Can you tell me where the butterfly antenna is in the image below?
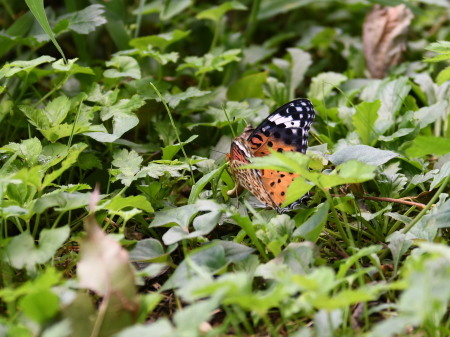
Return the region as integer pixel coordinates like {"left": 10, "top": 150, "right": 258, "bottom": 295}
{"left": 222, "top": 104, "right": 237, "bottom": 138}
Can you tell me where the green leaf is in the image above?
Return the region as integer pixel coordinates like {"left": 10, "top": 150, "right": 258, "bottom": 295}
{"left": 130, "top": 29, "right": 190, "bottom": 51}
{"left": 34, "top": 191, "right": 91, "bottom": 213}
{"left": 161, "top": 201, "right": 224, "bottom": 245}
{"left": 0, "top": 137, "right": 42, "bottom": 167}
{"left": 293, "top": 201, "right": 330, "bottom": 242}
{"left": 104, "top": 55, "right": 141, "bottom": 79}
{"left": 308, "top": 72, "right": 347, "bottom": 100}
{"left": 24, "top": 0, "right": 66, "bottom": 62}
{"left": 162, "top": 135, "right": 198, "bottom": 160}
{"left": 0, "top": 55, "right": 55, "bottom": 79}
{"left": 405, "top": 136, "right": 450, "bottom": 157}
{"left": 430, "top": 161, "right": 450, "bottom": 189}
{"left": 150, "top": 204, "right": 198, "bottom": 229}
{"left": 288, "top": 48, "right": 312, "bottom": 99}
{"left": 436, "top": 65, "right": 450, "bottom": 85}
{"left": 196, "top": 1, "right": 247, "bottom": 23}
{"left": 258, "top": 0, "right": 315, "bottom": 20}
{"left": 160, "top": 87, "right": 210, "bottom": 109}
{"left": 42, "top": 143, "right": 87, "bottom": 189}
{"left": 178, "top": 49, "right": 241, "bottom": 75}
{"left": 110, "top": 149, "right": 143, "bottom": 186}
{"left": 101, "top": 194, "right": 154, "bottom": 213}
{"left": 188, "top": 164, "right": 226, "bottom": 204}
{"left": 163, "top": 244, "right": 227, "bottom": 290}
{"left": 3, "top": 227, "right": 70, "bottom": 273}
{"left": 352, "top": 100, "right": 380, "bottom": 146}
{"left": 128, "top": 238, "right": 175, "bottom": 263}
{"left": 227, "top": 72, "right": 267, "bottom": 101}
{"left": 413, "top": 100, "right": 447, "bottom": 129}
{"left": 58, "top": 4, "right": 106, "bottom": 34}
{"left": 330, "top": 145, "right": 399, "bottom": 166}
{"left": 19, "top": 289, "right": 60, "bottom": 324}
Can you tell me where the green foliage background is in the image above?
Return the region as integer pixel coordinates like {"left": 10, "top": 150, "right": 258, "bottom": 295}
{"left": 1, "top": 0, "right": 450, "bottom": 336}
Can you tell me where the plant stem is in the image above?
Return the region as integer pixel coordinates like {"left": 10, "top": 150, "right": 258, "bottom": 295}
{"left": 149, "top": 82, "right": 195, "bottom": 185}
{"left": 402, "top": 174, "right": 450, "bottom": 234}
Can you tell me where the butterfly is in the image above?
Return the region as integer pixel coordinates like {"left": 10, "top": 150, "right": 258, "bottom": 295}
{"left": 226, "top": 98, "right": 315, "bottom": 213}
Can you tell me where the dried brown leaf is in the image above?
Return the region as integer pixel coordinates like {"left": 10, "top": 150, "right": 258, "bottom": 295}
{"left": 363, "top": 5, "right": 413, "bottom": 78}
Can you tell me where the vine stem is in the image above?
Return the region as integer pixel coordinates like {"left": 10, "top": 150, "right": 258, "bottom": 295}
{"left": 149, "top": 82, "right": 195, "bottom": 185}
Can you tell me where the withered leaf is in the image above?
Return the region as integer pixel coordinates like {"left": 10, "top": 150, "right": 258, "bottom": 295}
{"left": 363, "top": 5, "right": 413, "bottom": 78}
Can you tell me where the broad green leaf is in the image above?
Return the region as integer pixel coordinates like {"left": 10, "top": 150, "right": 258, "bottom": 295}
{"left": 293, "top": 201, "right": 330, "bottom": 242}
{"left": 330, "top": 145, "right": 399, "bottom": 166}
{"left": 0, "top": 55, "right": 55, "bottom": 79}
{"left": 19, "top": 289, "right": 60, "bottom": 324}
{"left": 52, "top": 58, "right": 95, "bottom": 75}
{"left": 104, "top": 55, "right": 141, "bottom": 79}
{"left": 3, "top": 226, "right": 70, "bottom": 273}
{"left": 371, "top": 77, "right": 411, "bottom": 134}
{"left": 140, "top": 162, "right": 190, "bottom": 179}
{"left": 287, "top": 48, "right": 312, "bottom": 99}
{"left": 405, "top": 136, "right": 450, "bottom": 157}
{"left": 130, "top": 30, "right": 190, "bottom": 51}
{"left": 196, "top": 1, "right": 247, "bottom": 23}
{"left": 413, "top": 100, "right": 447, "bottom": 128}
{"left": 387, "top": 231, "right": 412, "bottom": 273}
{"left": 430, "top": 161, "right": 450, "bottom": 189}
{"left": 227, "top": 72, "right": 267, "bottom": 101}
{"left": 101, "top": 195, "right": 154, "bottom": 213}
{"left": 308, "top": 72, "right": 347, "bottom": 100}
{"left": 284, "top": 177, "right": 313, "bottom": 207}
{"left": 24, "top": 0, "right": 66, "bottom": 62}
{"left": 128, "top": 238, "right": 175, "bottom": 263}
{"left": 315, "top": 160, "right": 375, "bottom": 189}
{"left": 34, "top": 191, "right": 91, "bottom": 213}
{"left": 352, "top": 100, "right": 380, "bottom": 146}
{"left": 163, "top": 244, "right": 227, "bottom": 290}
{"left": 162, "top": 201, "right": 223, "bottom": 245}
{"left": 162, "top": 135, "right": 198, "bottom": 160}
{"left": 42, "top": 143, "right": 87, "bottom": 189}
{"left": 173, "top": 296, "right": 220, "bottom": 333}
{"left": 57, "top": 4, "right": 106, "bottom": 34}
{"left": 0, "top": 267, "right": 62, "bottom": 302}
{"left": 0, "top": 137, "right": 42, "bottom": 167}
{"left": 150, "top": 204, "right": 198, "bottom": 229}
{"left": 436, "top": 65, "right": 450, "bottom": 85}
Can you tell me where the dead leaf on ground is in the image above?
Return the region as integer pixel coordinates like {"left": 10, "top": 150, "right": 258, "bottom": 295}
{"left": 363, "top": 5, "right": 413, "bottom": 78}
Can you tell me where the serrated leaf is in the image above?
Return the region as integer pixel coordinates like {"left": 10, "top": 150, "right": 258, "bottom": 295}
{"left": 104, "top": 55, "right": 141, "bottom": 79}
{"left": 0, "top": 55, "right": 55, "bottom": 79}
{"left": 58, "top": 4, "right": 106, "bottom": 34}
{"left": 0, "top": 137, "right": 42, "bottom": 167}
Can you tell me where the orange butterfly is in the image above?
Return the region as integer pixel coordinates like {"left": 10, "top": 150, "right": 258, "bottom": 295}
{"left": 227, "top": 99, "right": 315, "bottom": 213}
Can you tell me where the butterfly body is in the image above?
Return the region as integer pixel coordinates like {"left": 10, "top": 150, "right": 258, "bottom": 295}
{"left": 227, "top": 99, "right": 315, "bottom": 213}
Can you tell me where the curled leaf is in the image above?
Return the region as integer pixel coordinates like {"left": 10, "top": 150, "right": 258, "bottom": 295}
{"left": 363, "top": 5, "right": 413, "bottom": 78}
